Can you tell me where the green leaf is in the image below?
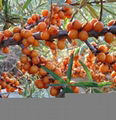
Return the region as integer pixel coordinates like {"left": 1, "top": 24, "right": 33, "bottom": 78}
{"left": 0, "top": 55, "right": 7, "bottom": 59}
{"left": 63, "top": 87, "right": 73, "bottom": 93}
{"left": 48, "top": 84, "right": 66, "bottom": 87}
{"left": 41, "top": 66, "right": 66, "bottom": 84}
{"left": 98, "top": 82, "right": 112, "bottom": 87}
{"left": 74, "top": 48, "right": 80, "bottom": 56}
{"left": 66, "top": 54, "right": 74, "bottom": 82}
{"left": 71, "top": 82, "right": 98, "bottom": 87}
{"left": 79, "top": 60, "right": 93, "bottom": 82}
{"left": 92, "top": 88, "right": 103, "bottom": 93}
{"left": 22, "top": 0, "right": 32, "bottom": 10}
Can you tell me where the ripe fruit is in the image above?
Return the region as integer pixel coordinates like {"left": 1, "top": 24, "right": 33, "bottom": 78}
{"left": 13, "top": 33, "right": 21, "bottom": 41}
{"left": 107, "top": 20, "right": 115, "bottom": 26}
{"left": 27, "top": 36, "right": 35, "bottom": 44}
{"left": 90, "top": 19, "right": 98, "bottom": 28}
{"left": 58, "top": 11, "right": 65, "bottom": 19}
{"left": 83, "top": 22, "right": 92, "bottom": 32}
{"left": 22, "top": 48, "right": 31, "bottom": 55}
{"left": 29, "top": 65, "right": 39, "bottom": 74}
{"left": 105, "top": 54, "right": 114, "bottom": 63}
{"left": 22, "top": 39, "right": 30, "bottom": 47}
{"left": 33, "top": 40, "right": 39, "bottom": 47}
{"left": 50, "top": 87, "right": 59, "bottom": 96}
{"left": 104, "top": 32, "right": 114, "bottom": 44}
{"left": 72, "top": 20, "right": 82, "bottom": 30}
{"left": 65, "top": 0, "right": 72, "bottom": 4}
{"left": 37, "top": 22, "right": 47, "bottom": 32}
{"left": 23, "top": 30, "right": 32, "bottom": 38}
{"left": 66, "top": 22, "right": 72, "bottom": 31}
{"left": 0, "top": 32, "right": 4, "bottom": 41}
{"left": 30, "top": 50, "right": 39, "bottom": 57}
{"left": 35, "top": 80, "right": 45, "bottom": 89}
{"left": 27, "top": 17, "right": 34, "bottom": 24}
{"left": 45, "top": 62, "right": 55, "bottom": 70}
{"left": 98, "top": 45, "right": 108, "bottom": 53}
{"left": 4, "top": 29, "right": 12, "bottom": 37}
{"left": 72, "top": 86, "right": 80, "bottom": 93}
{"left": 68, "top": 29, "right": 78, "bottom": 39}
{"left": 32, "top": 14, "right": 40, "bottom": 21}
{"left": 78, "top": 31, "right": 88, "bottom": 41}
{"left": 93, "top": 21, "right": 104, "bottom": 32}
{"left": 2, "top": 47, "right": 10, "bottom": 54}
{"left": 57, "top": 39, "right": 66, "bottom": 50}
{"left": 111, "top": 71, "right": 116, "bottom": 78}
{"left": 99, "top": 64, "right": 109, "bottom": 73}
{"left": 40, "top": 31, "right": 50, "bottom": 40}
{"left": 43, "top": 76, "right": 51, "bottom": 84}
{"left": 32, "top": 57, "right": 40, "bottom": 65}
{"left": 42, "top": 10, "right": 49, "bottom": 17}
{"left": 97, "top": 52, "right": 106, "bottom": 62}
{"left": 39, "top": 68, "right": 47, "bottom": 76}
{"left": 23, "top": 63, "right": 31, "bottom": 71}
{"left": 13, "top": 26, "right": 21, "bottom": 33}
{"left": 54, "top": 68, "right": 63, "bottom": 76}
{"left": 20, "top": 56, "right": 29, "bottom": 64}
{"left": 113, "top": 63, "right": 116, "bottom": 71}
{"left": 48, "top": 26, "right": 59, "bottom": 35}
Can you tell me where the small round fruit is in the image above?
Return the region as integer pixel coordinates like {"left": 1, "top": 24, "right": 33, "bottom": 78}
{"left": 104, "top": 32, "right": 114, "bottom": 44}
{"left": 35, "top": 80, "right": 45, "bottom": 89}
{"left": 40, "top": 31, "right": 50, "bottom": 40}
{"left": 29, "top": 65, "right": 39, "bottom": 74}
{"left": 78, "top": 31, "right": 88, "bottom": 41}
{"left": 93, "top": 21, "right": 104, "bottom": 32}
{"left": 105, "top": 54, "right": 114, "bottom": 63}
{"left": 20, "top": 56, "right": 28, "bottom": 64}
{"left": 97, "top": 52, "right": 106, "bottom": 62}
{"left": 50, "top": 87, "right": 59, "bottom": 96}
{"left": 68, "top": 29, "right": 78, "bottom": 39}
{"left": 99, "top": 64, "right": 109, "bottom": 73}
{"left": 72, "top": 20, "right": 82, "bottom": 30}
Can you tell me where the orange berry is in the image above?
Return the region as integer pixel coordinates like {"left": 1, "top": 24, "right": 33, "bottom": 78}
{"left": 37, "top": 22, "right": 47, "bottom": 32}
{"left": 90, "top": 18, "right": 98, "bottom": 28}
{"left": 104, "top": 32, "right": 114, "bottom": 44}
{"left": 99, "top": 64, "right": 109, "bottom": 73}
{"left": 30, "top": 50, "right": 39, "bottom": 57}
{"left": 27, "top": 36, "right": 35, "bottom": 44}
{"left": 33, "top": 40, "right": 39, "bottom": 47}
{"left": 113, "top": 76, "right": 116, "bottom": 83}
{"left": 0, "top": 32, "right": 4, "bottom": 41}
{"left": 22, "top": 39, "right": 30, "bottom": 47}
{"left": 54, "top": 68, "right": 62, "bottom": 76}
{"left": 27, "top": 17, "right": 34, "bottom": 24}
{"left": 39, "top": 68, "right": 47, "bottom": 76}
{"left": 66, "top": 22, "right": 72, "bottom": 31}
{"left": 31, "top": 14, "right": 39, "bottom": 21}
{"left": 42, "top": 10, "right": 49, "bottom": 17}
{"left": 34, "top": 80, "right": 45, "bottom": 89}
{"left": 48, "top": 25, "right": 59, "bottom": 35}
{"left": 111, "top": 71, "right": 116, "bottom": 78}
{"left": 32, "top": 57, "right": 40, "bottom": 65}
{"left": 29, "top": 65, "right": 39, "bottom": 74}
{"left": 2, "top": 47, "right": 10, "bottom": 54}
{"left": 22, "top": 47, "right": 31, "bottom": 55}
{"left": 23, "top": 30, "right": 32, "bottom": 38}
{"left": 43, "top": 76, "right": 51, "bottom": 84}
{"left": 82, "top": 22, "right": 92, "bottom": 32}
{"left": 13, "top": 26, "right": 21, "bottom": 33}
{"left": 65, "top": 0, "right": 72, "bottom": 4}
{"left": 58, "top": 11, "right": 65, "bottom": 19}
{"left": 57, "top": 39, "right": 66, "bottom": 50}
{"left": 49, "top": 42, "right": 57, "bottom": 50}
{"left": 68, "top": 29, "right": 78, "bottom": 39}
{"left": 93, "top": 21, "right": 104, "bottom": 32}
{"left": 45, "top": 62, "right": 55, "bottom": 70}
{"left": 105, "top": 54, "right": 114, "bottom": 64}
{"left": 40, "top": 31, "right": 50, "bottom": 40}
{"left": 20, "top": 56, "right": 29, "bottom": 64}
{"left": 71, "top": 86, "right": 80, "bottom": 93}
{"left": 98, "top": 45, "right": 108, "bottom": 53}
{"left": 4, "top": 29, "right": 12, "bottom": 37}
{"left": 113, "top": 63, "right": 116, "bottom": 71}
{"left": 97, "top": 52, "right": 106, "bottom": 62}
{"left": 50, "top": 87, "right": 59, "bottom": 96}
{"left": 78, "top": 31, "right": 88, "bottom": 41}
{"left": 13, "top": 33, "right": 21, "bottom": 41}
{"left": 72, "top": 20, "right": 82, "bottom": 30}
{"left": 107, "top": 20, "right": 115, "bottom": 26}
{"left": 23, "top": 62, "right": 31, "bottom": 71}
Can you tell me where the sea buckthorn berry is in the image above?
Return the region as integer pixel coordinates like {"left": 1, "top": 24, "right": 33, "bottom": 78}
{"left": 40, "top": 31, "right": 50, "bottom": 40}
{"left": 66, "top": 22, "right": 72, "bottom": 31}
{"left": 111, "top": 71, "right": 116, "bottom": 78}
{"left": 13, "top": 26, "right": 21, "bottom": 33}
{"left": 27, "top": 36, "right": 35, "bottom": 44}
{"left": 23, "top": 63, "right": 31, "bottom": 71}
{"left": 97, "top": 52, "right": 106, "bottom": 62}
{"left": 39, "top": 68, "right": 47, "bottom": 76}
{"left": 58, "top": 11, "right": 66, "bottom": 19}
{"left": 43, "top": 76, "right": 51, "bottom": 84}
{"left": 13, "top": 33, "right": 21, "bottom": 41}
{"left": 34, "top": 80, "right": 45, "bottom": 89}
{"left": 107, "top": 20, "right": 115, "bottom": 26}
{"left": 78, "top": 31, "right": 88, "bottom": 41}
{"left": 32, "top": 14, "right": 39, "bottom": 21}
{"left": 22, "top": 39, "right": 30, "bottom": 47}
{"left": 50, "top": 87, "right": 59, "bottom": 96}
{"left": 57, "top": 39, "right": 66, "bottom": 50}
{"left": 48, "top": 25, "right": 59, "bottom": 35}
{"left": 98, "top": 45, "right": 108, "bottom": 53}
{"left": 54, "top": 68, "right": 63, "bottom": 76}
{"left": 99, "top": 64, "right": 109, "bottom": 73}
{"left": 42, "top": 10, "right": 49, "bottom": 17}
{"left": 33, "top": 40, "right": 39, "bottom": 47}
{"left": 37, "top": 22, "right": 47, "bottom": 32}
{"left": 30, "top": 50, "right": 39, "bottom": 57}
{"left": 93, "top": 21, "right": 104, "bottom": 32}
{"left": 45, "top": 62, "right": 55, "bottom": 70}
{"left": 29, "top": 65, "right": 39, "bottom": 74}
{"left": 4, "top": 29, "right": 13, "bottom": 37}
{"left": 0, "top": 32, "right": 4, "bottom": 41}
{"left": 27, "top": 17, "right": 34, "bottom": 24}
{"left": 71, "top": 86, "right": 80, "bottom": 93}
{"left": 22, "top": 48, "right": 31, "bottom": 55}
{"left": 49, "top": 42, "right": 57, "bottom": 50}
{"left": 104, "top": 32, "right": 114, "bottom": 44}
{"left": 82, "top": 22, "right": 92, "bottom": 32}
{"left": 113, "top": 63, "right": 116, "bottom": 71}
{"left": 113, "top": 76, "right": 116, "bottom": 83}
{"left": 90, "top": 18, "right": 98, "bottom": 28}
{"left": 72, "top": 20, "right": 82, "bottom": 30}
{"left": 65, "top": 0, "right": 72, "bottom": 4}
{"left": 2, "top": 47, "right": 10, "bottom": 54}
{"left": 20, "top": 56, "right": 29, "bottom": 64}
{"left": 68, "top": 29, "right": 78, "bottom": 39}
{"left": 24, "top": 30, "right": 32, "bottom": 38}
{"left": 32, "top": 57, "right": 40, "bottom": 65}
{"left": 105, "top": 54, "right": 114, "bottom": 64}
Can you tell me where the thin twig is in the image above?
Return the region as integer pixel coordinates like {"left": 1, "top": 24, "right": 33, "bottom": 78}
{"left": 99, "top": 0, "right": 103, "bottom": 21}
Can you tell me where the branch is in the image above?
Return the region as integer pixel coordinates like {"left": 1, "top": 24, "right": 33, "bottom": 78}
{"left": 99, "top": 0, "right": 103, "bottom": 21}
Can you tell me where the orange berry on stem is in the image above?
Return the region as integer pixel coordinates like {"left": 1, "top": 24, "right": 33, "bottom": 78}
{"left": 37, "top": 22, "right": 47, "bottom": 32}
{"left": 29, "top": 65, "right": 39, "bottom": 74}
{"left": 42, "top": 10, "right": 49, "bottom": 17}
{"left": 2, "top": 47, "right": 10, "bottom": 54}
{"left": 13, "top": 33, "right": 21, "bottom": 41}
{"left": 50, "top": 87, "right": 59, "bottom": 96}
{"left": 78, "top": 31, "right": 88, "bottom": 41}
{"left": 72, "top": 20, "right": 82, "bottom": 30}
{"left": 99, "top": 64, "right": 109, "bottom": 73}
{"left": 68, "top": 29, "right": 78, "bottom": 39}
{"left": 93, "top": 21, "right": 104, "bottom": 32}
{"left": 82, "top": 22, "right": 92, "bottom": 32}
{"left": 40, "top": 31, "right": 50, "bottom": 40}
{"left": 104, "top": 32, "right": 114, "bottom": 44}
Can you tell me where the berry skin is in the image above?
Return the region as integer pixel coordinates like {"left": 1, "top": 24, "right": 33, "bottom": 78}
{"left": 42, "top": 10, "right": 49, "bottom": 17}
{"left": 99, "top": 64, "right": 109, "bottom": 73}
{"left": 97, "top": 52, "right": 106, "bottom": 62}
{"left": 32, "top": 57, "right": 40, "bottom": 65}
{"left": 13, "top": 26, "right": 21, "bottom": 33}
{"left": 93, "top": 21, "right": 104, "bottom": 32}
{"left": 78, "top": 31, "right": 88, "bottom": 41}
{"left": 30, "top": 50, "right": 39, "bottom": 57}
{"left": 104, "top": 32, "right": 114, "bottom": 44}
{"left": 48, "top": 26, "right": 59, "bottom": 35}
{"left": 22, "top": 48, "right": 31, "bottom": 55}
{"left": 57, "top": 39, "right": 66, "bottom": 50}
{"left": 2, "top": 47, "right": 10, "bottom": 54}
{"left": 50, "top": 87, "right": 59, "bottom": 96}
{"left": 13, "top": 33, "right": 21, "bottom": 41}
{"left": 40, "top": 31, "right": 50, "bottom": 40}
{"left": 37, "top": 22, "right": 47, "bottom": 32}
{"left": 72, "top": 20, "right": 82, "bottom": 30}
{"left": 98, "top": 45, "right": 108, "bottom": 53}
{"left": 111, "top": 71, "right": 116, "bottom": 78}
{"left": 29, "top": 65, "right": 39, "bottom": 74}
{"left": 105, "top": 54, "right": 114, "bottom": 64}
{"left": 113, "top": 63, "right": 116, "bottom": 71}
{"left": 45, "top": 62, "right": 55, "bottom": 70}
{"left": 66, "top": 22, "right": 72, "bottom": 31}
{"left": 68, "top": 29, "right": 78, "bottom": 39}
{"left": 4, "top": 30, "right": 13, "bottom": 37}
{"left": 107, "top": 20, "right": 115, "bottom": 26}
{"left": 34, "top": 80, "right": 45, "bottom": 89}
{"left": 20, "top": 56, "right": 29, "bottom": 64}
{"left": 82, "top": 22, "right": 92, "bottom": 32}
